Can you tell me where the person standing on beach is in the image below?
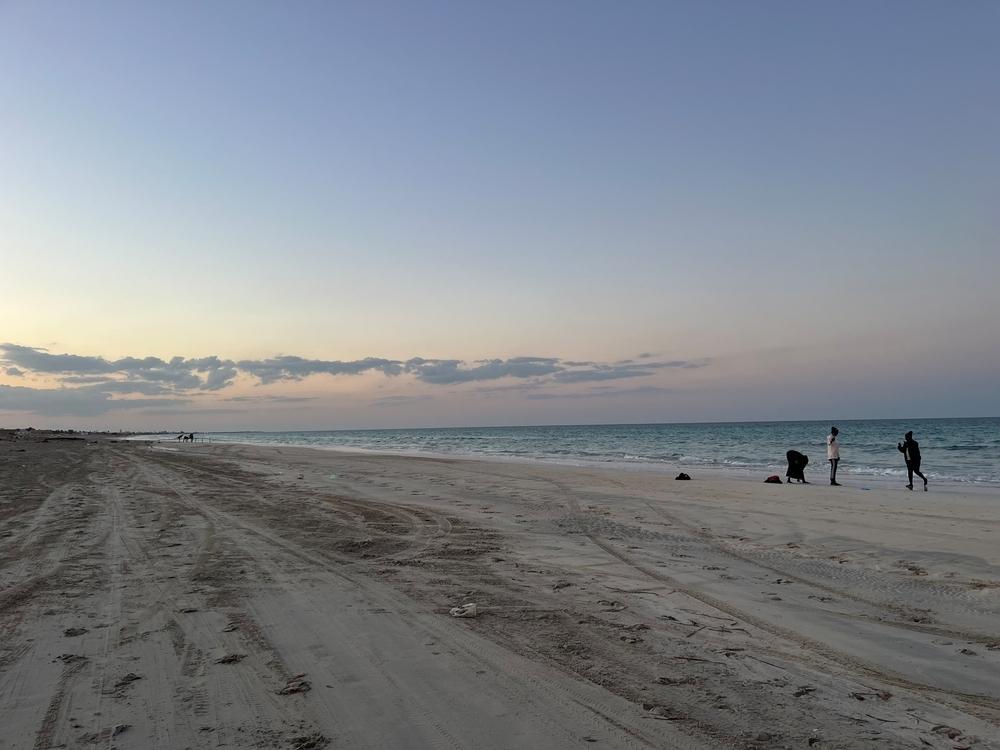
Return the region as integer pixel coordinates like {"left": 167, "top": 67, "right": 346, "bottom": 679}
{"left": 898, "top": 431, "right": 928, "bottom": 491}
{"left": 827, "top": 426, "right": 841, "bottom": 486}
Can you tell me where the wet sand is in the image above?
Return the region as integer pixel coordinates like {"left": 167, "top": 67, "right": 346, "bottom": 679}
{"left": 1, "top": 434, "right": 998, "bottom": 749}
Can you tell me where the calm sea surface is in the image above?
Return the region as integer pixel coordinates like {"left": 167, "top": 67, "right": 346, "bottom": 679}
{"left": 178, "top": 418, "right": 1000, "bottom": 486}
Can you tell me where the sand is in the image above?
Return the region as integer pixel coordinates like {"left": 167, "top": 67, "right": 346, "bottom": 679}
{"left": 1, "top": 433, "right": 998, "bottom": 749}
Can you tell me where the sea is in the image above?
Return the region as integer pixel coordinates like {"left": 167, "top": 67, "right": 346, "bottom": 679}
{"left": 181, "top": 417, "right": 1000, "bottom": 486}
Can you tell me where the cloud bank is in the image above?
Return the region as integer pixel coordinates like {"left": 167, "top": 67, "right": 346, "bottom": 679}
{"left": 0, "top": 343, "right": 706, "bottom": 417}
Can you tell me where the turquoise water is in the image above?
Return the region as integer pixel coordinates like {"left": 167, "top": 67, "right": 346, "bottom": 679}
{"left": 192, "top": 418, "right": 1000, "bottom": 485}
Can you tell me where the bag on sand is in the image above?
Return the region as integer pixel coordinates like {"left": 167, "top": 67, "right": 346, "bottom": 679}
{"left": 675, "top": 472, "right": 691, "bottom": 481}
{"left": 764, "top": 475, "right": 782, "bottom": 484}
{"left": 450, "top": 603, "right": 478, "bottom": 618}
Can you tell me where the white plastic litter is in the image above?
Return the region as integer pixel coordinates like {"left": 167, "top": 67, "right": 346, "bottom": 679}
{"left": 449, "top": 603, "right": 478, "bottom": 618}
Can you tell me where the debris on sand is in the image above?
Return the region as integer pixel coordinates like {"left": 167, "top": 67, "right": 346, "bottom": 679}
{"left": 78, "top": 724, "right": 131, "bottom": 744}
{"left": 277, "top": 675, "right": 311, "bottom": 695}
{"left": 449, "top": 603, "right": 478, "bottom": 618}
{"left": 642, "top": 703, "right": 686, "bottom": 721}
{"left": 114, "top": 672, "right": 143, "bottom": 689}
{"left": 56, "top": 653, "right": 88, "bottom": 664}
{"left": 222, "top": 622, "right": 240, "bottom": 632}
{"left": 654, "top": 676, "right": 695, "bottom": 686}
{"left": 597, "top": 600, "right": 627, "bottom": 612}
{"left": 290, "top": 733, "right": 329, "bottom": 749}
{"left": 179, "top": 607, "right": 199, "bottom": 614}
{"left": 850, "top": 690, "right": 892, "bottom": 701}
{"left": 63, "top": 627, "right": 88, "bottom": 637}
{"left": 793, "top": 686, "right": 817, "bottom": 697}
{"left": 215, "top": 653, "right": 247, "bottom": 664}
{"left": 930, "top": 724, "right": 966, "bottom": 741}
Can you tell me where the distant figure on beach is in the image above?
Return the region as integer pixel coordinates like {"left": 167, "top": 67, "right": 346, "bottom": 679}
{"left": 785, "top": 450, "right": 809, "bottom": 483}
{"left": 827, "top": 427, "right": 841, "bottom": 486}
{"left": 898, "top": 431, "right": 927, "bottom": 491}
{"left": 176, "top": 433, "right": 184, "bottom": 441}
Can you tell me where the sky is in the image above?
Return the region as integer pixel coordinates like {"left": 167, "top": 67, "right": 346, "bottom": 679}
{"left": 1, "top": 1, "right": 998, "bottom": 430}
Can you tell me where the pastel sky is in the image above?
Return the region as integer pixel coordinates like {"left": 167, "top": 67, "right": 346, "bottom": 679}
{"left": 2, "top": 1, "right": 998, "bottom": 430}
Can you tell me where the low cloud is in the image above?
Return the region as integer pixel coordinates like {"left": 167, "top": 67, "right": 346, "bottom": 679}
{"left": 1, "top": 344, "right": 239, "bottom": 392}
{"left": 552, "top": 359, "right": 705, "bottom": 384}
{"left": 0, "top": 343, "right": 706, "bottom": 416}
{"left": 136, "top": 407, "right": 241, "bottom": 417}
{"left": 526, "top": 385, "right": 675, "bottom": 400}
{"left": 0, "top": 384, "right": 188, "bottom": 417}
{"left": 404, "top": 357, "right": 562, "bottom": 384}
{"left": 471, "top": 381, "right": 549, "bottom": 396}
{"left": 222, "top": 395, "right": 318, "bottom": 403}
{"left": 369, "top": 394, "right": 434, "bottom": 408}
{"left": 236, "top": 356, "right": 404, "bottom": 384}
{"left": 78, "top": 380, "right": 177, "bottom": 396}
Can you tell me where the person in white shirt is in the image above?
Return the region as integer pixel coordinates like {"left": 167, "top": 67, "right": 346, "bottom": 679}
{"left": 827, "top": 426, "right": 841, "bottom": 486}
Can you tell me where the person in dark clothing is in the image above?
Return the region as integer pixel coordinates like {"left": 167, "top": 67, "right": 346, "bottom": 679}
{"left": 898, "top": 431, "right": 927, "bottom": 491}
{"left": 785, "top": 450, "right": 809, "bottom": 483}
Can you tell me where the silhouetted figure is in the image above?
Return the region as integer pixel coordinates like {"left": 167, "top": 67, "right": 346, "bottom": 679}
{"left": 898, "top": 431, "right": 927, "bottom": 491}
{"left": 827, "top": 426, "right": 841, "bottom": 486}
{"left": 176, "top": 434, "right": 184, "bottom": 441}
{"left": 785, "top": 450, "right": 809, "bottom": 483}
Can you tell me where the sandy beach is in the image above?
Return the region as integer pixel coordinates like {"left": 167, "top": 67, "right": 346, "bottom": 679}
{"left": 2, "top": 434, "right": 999, "bottom": 749}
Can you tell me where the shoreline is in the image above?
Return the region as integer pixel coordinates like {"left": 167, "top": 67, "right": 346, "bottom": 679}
{"left": 138, "top": 434, "right": 1000, "bottom": 495}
